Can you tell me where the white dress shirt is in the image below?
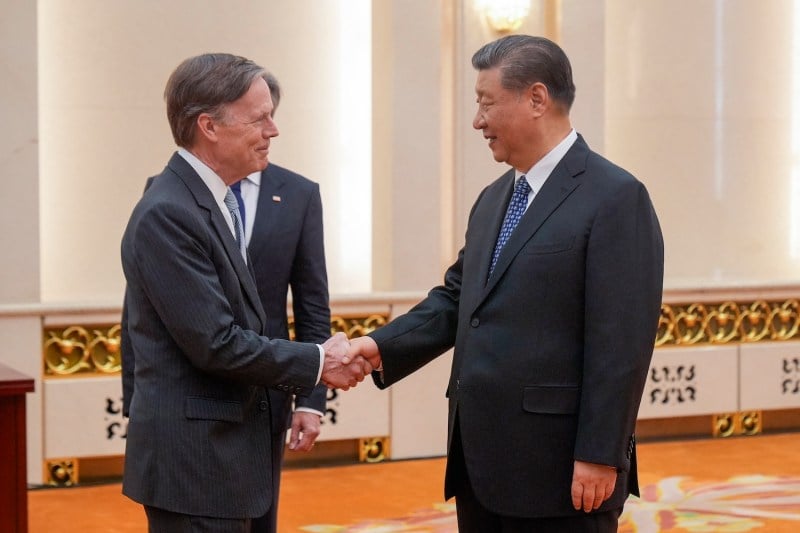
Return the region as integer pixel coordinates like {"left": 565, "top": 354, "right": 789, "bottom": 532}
{"left": 176, "top": 152, "right": 325, "bottom": 390}
{"left": 515, "top": 128, "right": 578, "bottom": 209}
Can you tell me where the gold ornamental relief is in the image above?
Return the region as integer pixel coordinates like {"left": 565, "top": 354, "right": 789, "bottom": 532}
{"left": 289, "top": 314, "right": 389, "bottom": 340}
{"left": 711, "top": 411, "right": 762, "bottom": 438}
{"left": 44, "top": 325, "right": 122, "bottom": 376}
{"left": 657, "top": 299, "right": 800, "bottom": 346}
{"left": 768, "top": 299, "right": 800, "bottom": 340}
{"left": 359, "top": 437, "right": 390, "bottom": 463}
{"left": 44, "top": 315, "right": 389, "bottom": 377}
{"left": 43, "top": 326, "right": 92, "bottom": 375}
{"left": 44, "top": 458, "right": 79, "bottom": 486}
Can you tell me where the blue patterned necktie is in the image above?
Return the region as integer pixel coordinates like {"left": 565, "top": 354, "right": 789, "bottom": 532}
{"left": 223, "top": 188, "right": 247, "bottom": 263}
{"left": 489, "top": 175, "right": 531, "bottom": 276}
{"left": 230, "top": 181, "right": 246, "bottom": 230}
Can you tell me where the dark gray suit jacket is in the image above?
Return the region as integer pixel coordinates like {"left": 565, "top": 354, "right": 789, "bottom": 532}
{"left": 120, "top": 153, "right": 321, "bottom": 519}
{"left": 370, "top": 135, "right": 664, "bottom": 518}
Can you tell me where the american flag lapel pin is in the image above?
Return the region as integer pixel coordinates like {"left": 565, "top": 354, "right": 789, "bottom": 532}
{"left": 272, "top": 195, "right": 281, "bottom": 202}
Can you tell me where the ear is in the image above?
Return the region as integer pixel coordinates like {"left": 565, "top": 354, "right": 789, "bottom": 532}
{"left": 196, "top": 113, "right": 218, "bottom": 142}
{"left": 529, "top": 82, "right": 549, "bottom": 117}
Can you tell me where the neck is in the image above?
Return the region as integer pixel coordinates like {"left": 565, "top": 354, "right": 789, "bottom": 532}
{"left": 185, "top": 144, "right": 237, "bottom": 185}
{"left": 516, "top": 116, "right": 572, "bottom": 172}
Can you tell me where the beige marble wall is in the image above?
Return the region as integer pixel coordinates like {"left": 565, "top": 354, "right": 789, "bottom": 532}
{"left": 372, "top": 0, "right": 453, "bottom": 291}
{"left": 605, "top": 0, "right": 798, "bottom": 289}
{"left": 37, "top": 0, "right": 373, "bottom": 302}
{"left": 0, "top": 0, "right": 40, "bottom": 304}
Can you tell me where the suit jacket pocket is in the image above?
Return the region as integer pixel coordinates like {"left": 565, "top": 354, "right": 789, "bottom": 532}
{"left": 522, "top": 236, "right": 575, "bottom": 255}
{"left": 184, "top": 396, "right": 244, "bottom": 423}
{"left": 522, "top": 385, "right": 580, "bottom": 414}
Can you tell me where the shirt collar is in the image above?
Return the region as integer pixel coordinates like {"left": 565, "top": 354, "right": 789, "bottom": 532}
{"left": 177, "top": 148, "right": 229, "bottom": 205}
{"left": 244, "top": 170, "right": 262, "bottom": 187}
{"left": 515, "top": 128, "right": 578, "bottom": 192}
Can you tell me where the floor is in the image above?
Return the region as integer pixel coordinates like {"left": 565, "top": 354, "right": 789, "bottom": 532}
{"left": 27, "top": 432, "right": 800, "bottom": 532}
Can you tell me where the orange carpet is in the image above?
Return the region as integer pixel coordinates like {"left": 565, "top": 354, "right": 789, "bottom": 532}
{"left": 28, "top": 432, "right": 800, "bottom": 532}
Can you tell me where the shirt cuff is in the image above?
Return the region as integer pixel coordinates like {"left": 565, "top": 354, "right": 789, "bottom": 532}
{"left": 295, "top": 406, "right": 324, "bottom": 418}
{"left": 315, "top": 344, "right": 324, "bottom": 384}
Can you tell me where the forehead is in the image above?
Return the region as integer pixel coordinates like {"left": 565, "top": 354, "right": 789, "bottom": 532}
{"left": 228, "top": 77, "right": 273, "bottom": 116}
{"left": 475, "top": 67, "right": 504, "bottom": 97}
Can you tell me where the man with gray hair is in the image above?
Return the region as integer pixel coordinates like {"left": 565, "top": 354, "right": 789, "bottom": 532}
{"left": 120, "top": 53, "right": 376, "bottom": 531}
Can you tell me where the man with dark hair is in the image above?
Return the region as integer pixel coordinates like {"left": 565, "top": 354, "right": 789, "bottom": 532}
{"left": 348, "top": 35, "right": 664, "bottom": 532}
{"left": 120, "top": 53, "right": 373, "bottom": 532}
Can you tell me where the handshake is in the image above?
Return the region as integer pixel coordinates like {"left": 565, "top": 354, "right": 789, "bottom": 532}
{"left": 319, "top": 333, "right": 382, "bottom": 390}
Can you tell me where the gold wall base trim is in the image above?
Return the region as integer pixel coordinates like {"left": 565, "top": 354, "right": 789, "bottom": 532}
{"left": 637, "top": 409, "right": 789, "bottom": 441}
{"left": 713, "top": 411, "right": 763, "bottom": 438}
{"left": 44, "top": 458, "right": 79, "bottom": 486}
{"left": 359, "top": 437, "right": 390, "bottom": 463}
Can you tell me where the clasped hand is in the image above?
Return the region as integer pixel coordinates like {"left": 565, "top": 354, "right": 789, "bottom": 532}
{"left": 320, "top": 333, "right": 382, "bottom": 390}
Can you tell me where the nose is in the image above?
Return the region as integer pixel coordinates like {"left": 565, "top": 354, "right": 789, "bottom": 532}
{"left": 473, "top": 109, "right": 485, "bottom": 130}
{"left": 264, "top": 116, "right": 279, "bottom": 138}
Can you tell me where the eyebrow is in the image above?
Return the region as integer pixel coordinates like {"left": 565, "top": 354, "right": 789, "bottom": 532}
{"left": 244, "top": 112, "right": 270, "bottom": 124}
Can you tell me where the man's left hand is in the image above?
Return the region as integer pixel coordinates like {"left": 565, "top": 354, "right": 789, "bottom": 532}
{"left": 571, "top": 460, "right": 617, "bottom": 512}
{"left": 288, "top": 411, "right": 321, "bottom": 451}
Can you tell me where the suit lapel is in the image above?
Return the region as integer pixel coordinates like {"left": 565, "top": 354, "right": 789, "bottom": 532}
{"left": 474, "top": 170, "right": 516, "bottom": 285}
{"left": 166, "top": 154, "right": 266, "bottom": 327}
{"left": 479, "top": 136, "right": 589, "bottom": 301}
{"left": 249, "top": 165, "right": 288, "bottom": 258}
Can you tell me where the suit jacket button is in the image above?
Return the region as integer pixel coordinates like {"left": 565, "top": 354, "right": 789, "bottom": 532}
{"left": 259, "top": 401, "right": 269, "bottom": 411}
{"left": 470, "top": 317, "right": 480, "bottom": 327}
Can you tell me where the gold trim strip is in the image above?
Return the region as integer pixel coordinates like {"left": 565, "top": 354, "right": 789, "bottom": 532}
{"left": 43, "top": 314, "right": 390, "bottom": 377}
{"left": 43, "top": 458, "right": 79, "bottom": 486}
{"left": 41, "top": 298, "right": 800, "bottom": 376}
{"left": 657, "top": 300, "right": 800, "bottom": 346}
{"left": 43, "top": 325, "right": 121, "bottom": 376}
{"left": 359, "top": 437, "right": 390, "bottom": 463}
{"left": 712, "top": 411, "right": 763, "bottom": 438}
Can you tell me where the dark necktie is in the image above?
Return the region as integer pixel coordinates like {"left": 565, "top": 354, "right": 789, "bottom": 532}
{"left": 230, "top": 181, "right": 246, "bottom": 230}
{"left": 489, "top": 175, "right": 531, "bottom": 276}
{"left": 223, "top": 188, "right": 247, "bottom": 262}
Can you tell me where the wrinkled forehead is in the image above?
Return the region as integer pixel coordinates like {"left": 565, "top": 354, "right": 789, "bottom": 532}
{"left": 475, "top": 67, "right": 501, "bottom": 94}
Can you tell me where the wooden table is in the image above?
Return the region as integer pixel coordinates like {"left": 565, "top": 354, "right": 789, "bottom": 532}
{"left": 0, "top": 362, "right": 35, "bottom": 533}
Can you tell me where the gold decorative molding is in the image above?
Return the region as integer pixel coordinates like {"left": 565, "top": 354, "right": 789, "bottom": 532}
{"left": 292, "top": 314, "right": 389, "bottom": 340}
{"left": 43, "top": 325, "right": 121, "bottom": 376}
{"left": 656, "top": 299, "right": 800, "bottom": 346}
{"left": 712, "top": 411, "right": 762, "bottom": 438}
{"left": 44, "top": 458, "right": 79, "bottom": 486}
{"left": 41, "top": 298, "right": 800, "bottom": 375}
{"left": 359, "top": 437, "right": 390, "bottom": 463}
{"left": 43, "top": 314, "right": 390, "bottom": 377}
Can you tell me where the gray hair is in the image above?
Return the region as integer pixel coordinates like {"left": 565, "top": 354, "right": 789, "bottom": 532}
{"left": 263, "top": 71, "right": 282, "bottom": 113}
{"left": 164, "top": 53, "right": 266, "bottom": 147}
{"left": 472, "top": 35, "right": 575, "bottom": 110}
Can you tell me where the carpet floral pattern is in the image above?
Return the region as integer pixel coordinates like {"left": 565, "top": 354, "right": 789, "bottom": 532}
{"left": 300, "top": 475, "right": 800, "bottom": 532}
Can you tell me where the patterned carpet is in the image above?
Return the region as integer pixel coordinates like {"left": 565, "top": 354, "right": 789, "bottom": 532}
{"left": 27, "top": 433, "right": 800, "bottom": 532}
{"left": 296, "top": 475, "right": 800, "bottom": 532}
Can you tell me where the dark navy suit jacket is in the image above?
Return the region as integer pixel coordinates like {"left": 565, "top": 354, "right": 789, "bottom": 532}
{"left": 370, "top": 135, "right": 664, "bottom": 518}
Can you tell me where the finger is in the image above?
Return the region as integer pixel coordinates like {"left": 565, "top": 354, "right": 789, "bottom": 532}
{"left": 603, "top": 480, "right": 615, "bottom": 502}
{"left": 592, "top": 490, "right": 604, "bottom": 510}
{"left": 294, "top": 433, "right": 313, "bottom": 452}
{"left": 359, "top": 357, "right": 374, "bottom": 375}
{"left": 582, "top": 485, "right": 595, "bottom": 513}
{"left": 288, "top": 425, "right": 301, "bottom": 451}
{"left": 571, "top": 481, "right": 582, "bottom": 511}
